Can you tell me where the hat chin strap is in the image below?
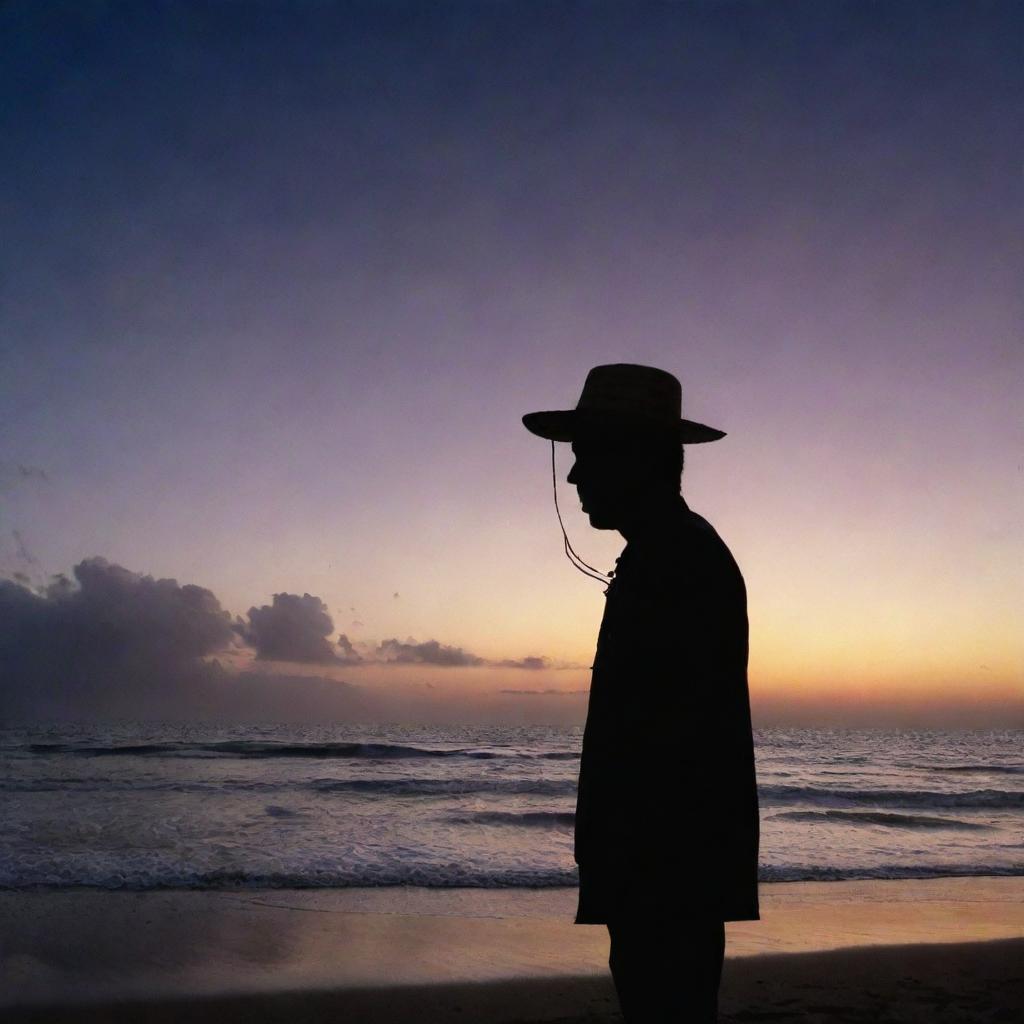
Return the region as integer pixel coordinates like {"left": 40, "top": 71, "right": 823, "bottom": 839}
{"left": 550, "top": 440, "right": 615, "bottom": 590}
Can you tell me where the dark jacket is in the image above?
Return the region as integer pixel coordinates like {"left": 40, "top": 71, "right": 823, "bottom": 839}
{"left": 573, "top": 494, "right": 760, "bottom": 923}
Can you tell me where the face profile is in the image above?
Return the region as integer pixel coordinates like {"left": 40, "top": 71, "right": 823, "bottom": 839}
{"left": 567, "top": 431, "right": 682, "bottom": 532}
{"left": 567, "top": 438, "right": 635, "bottom": 531}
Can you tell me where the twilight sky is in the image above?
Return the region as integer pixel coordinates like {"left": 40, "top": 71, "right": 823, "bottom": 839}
{"left": 1, "top": 1, "right": 1021, "bottom": 726}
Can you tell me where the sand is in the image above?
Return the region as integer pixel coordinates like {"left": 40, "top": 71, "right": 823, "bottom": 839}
{"left": 1, "top": 877, "right": 1021, "bottom": 1022}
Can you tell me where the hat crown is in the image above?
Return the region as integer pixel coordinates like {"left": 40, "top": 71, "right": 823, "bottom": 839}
{"left": 576, "top": 363, "right": 682, "bottom": 428}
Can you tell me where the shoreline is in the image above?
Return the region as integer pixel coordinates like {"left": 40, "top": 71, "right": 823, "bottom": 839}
{"left": 5, "top": 941, "right": 1023, "bottom": 1022}
{"left": 2, "top": 876, "right": 1022, "bottom": 1016}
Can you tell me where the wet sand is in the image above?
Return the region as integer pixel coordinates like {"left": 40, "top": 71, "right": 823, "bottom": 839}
{"left": 2, "top": 877, "right": 1021, "bottom": 1021}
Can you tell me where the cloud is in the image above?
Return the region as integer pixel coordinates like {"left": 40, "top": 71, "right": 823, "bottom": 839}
{"left": 496, "top": 656, "right": 548, "bottom": 670}
{"left": 236, "top": 592, "right": 352, "bottom": 664}
{"left": 0, "top": 555, "right": 579, "bottom": 723}
{"left": 0, "top": 557, "right": 236, "bottom": 719}
{"left": 0, "top": 558, "right": 392, "bottom": 722}
{"left": 376, "top": 638, "right": 485, "bottom": 667}
{"left": 372, "top": 642, "right": 565, "bottom": 671}
{"left": 336, "top": 632, "right": 362, "bottom": 665}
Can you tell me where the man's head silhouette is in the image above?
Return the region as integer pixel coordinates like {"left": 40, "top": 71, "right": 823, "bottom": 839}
{"left": 523, "top": 364, "right": 725, "bottom": 535}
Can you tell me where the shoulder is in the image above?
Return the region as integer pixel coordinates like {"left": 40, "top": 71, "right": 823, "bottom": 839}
{"left": 666, "top": 509, "right": 738, "bottom": 568}
{"left": 685, "top": 512, "right": 741, "bottom": 571}
{"left": 631, "top": 510, "right": 744, "bottom": 600}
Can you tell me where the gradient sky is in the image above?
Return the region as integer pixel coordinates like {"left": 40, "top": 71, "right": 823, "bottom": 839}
{"left": 2, "top": 1, "right": 1021, "bottom": 725}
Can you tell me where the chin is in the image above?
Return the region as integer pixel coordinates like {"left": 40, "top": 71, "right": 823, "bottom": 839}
{"left": 586, "top": 511, "right": 618, "bottom": 530}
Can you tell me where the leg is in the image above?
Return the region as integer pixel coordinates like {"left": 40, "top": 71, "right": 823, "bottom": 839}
{"left": 607, "top": 916, "right": 725, "bottom": 1023}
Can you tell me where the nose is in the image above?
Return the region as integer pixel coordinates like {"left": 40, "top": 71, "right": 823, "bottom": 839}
{"left": 567, "top": 459, "right": 579, "bottom": 486}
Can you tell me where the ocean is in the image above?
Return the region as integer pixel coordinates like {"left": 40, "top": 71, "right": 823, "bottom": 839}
{"left": 1, "top": 723, "right": 1021, "bottom": 891}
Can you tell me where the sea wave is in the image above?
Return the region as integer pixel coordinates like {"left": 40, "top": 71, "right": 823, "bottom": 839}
{"left": 5, "top": 777, "right": 1023, "bottom": 807}
{"left": 308, "top": 778, "right": 578, "bottom": 797}
{"left": 2, "top": 860, "right": 1022, "bottom": 892}
{"left": 22, "top": 741, "right": 579, "bottom": 761}
{"left": 0, "top": 776, "right": 579, "bottom": 797}
{"left": 767, "top": 810, "right": 992, "bottom": 830}
{"left": 759, "top": 784, "right": 1024, "bottom": 810}
{"left": 760, "top": 863, "right": 1024, "bottom": 883}
{"left": 444, "top": 811, "right": 576, "bottom": 828}
{"left": 0, "top": 864, "right": 582, "bottom": 891}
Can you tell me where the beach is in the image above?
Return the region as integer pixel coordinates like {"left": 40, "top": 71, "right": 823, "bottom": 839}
{"left": 3, "top": 877, "right": 1022, "bottom": 1021}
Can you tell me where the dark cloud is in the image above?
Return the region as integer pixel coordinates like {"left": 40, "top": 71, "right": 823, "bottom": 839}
{"left": 0, "top": 558, "right": 391, "bottom": 722}
{"left": 0, "top": 557, "right": 236, "bottom": 719}
{"left": 496, "top": 656, "right": 548, "bottom": 670}
{"left": 1, "top": 529, "right": 43, "bottom": 590}
{"left": 236, "top": 592, "right": 343, "bottom": 664}
{"left": 336, "top": 632, "right": 362, "bottom": 665}
{"left": 374, "top": 641, "right": 562, "bottom": 670}
{"left": 377, "top": 638, "right": 485, "bottom": 667}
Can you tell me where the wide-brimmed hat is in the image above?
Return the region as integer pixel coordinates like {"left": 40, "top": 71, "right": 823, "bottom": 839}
{"left": 521, "top": 363, "right": 725, "bottom": 443}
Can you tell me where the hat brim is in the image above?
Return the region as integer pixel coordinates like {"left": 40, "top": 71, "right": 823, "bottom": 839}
{"left": 521, "top": 409, "right": 726, "bottom": 443}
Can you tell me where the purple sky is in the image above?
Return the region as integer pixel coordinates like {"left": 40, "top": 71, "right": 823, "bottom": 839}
{"left": 2, "top": 2, "right": 1020, "bottom": 725}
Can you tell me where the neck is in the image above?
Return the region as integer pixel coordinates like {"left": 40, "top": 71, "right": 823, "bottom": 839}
{"left": 618, "top": 492, "right": 687, "bottom": 542}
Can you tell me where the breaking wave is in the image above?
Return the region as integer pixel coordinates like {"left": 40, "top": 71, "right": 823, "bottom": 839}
{"left": 767, "top": 810, "right": 992, "bottom": 830}
{"left": 896, "top": 763, "right": 1024, "bottom": 775}
{"left": 759, "top": 784, "right": 1024, "bottom": 810}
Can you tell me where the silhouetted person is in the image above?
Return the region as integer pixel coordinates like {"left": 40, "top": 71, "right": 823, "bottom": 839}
{"left": 523, "top": 364, "right": 759, "bottom": 1023}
